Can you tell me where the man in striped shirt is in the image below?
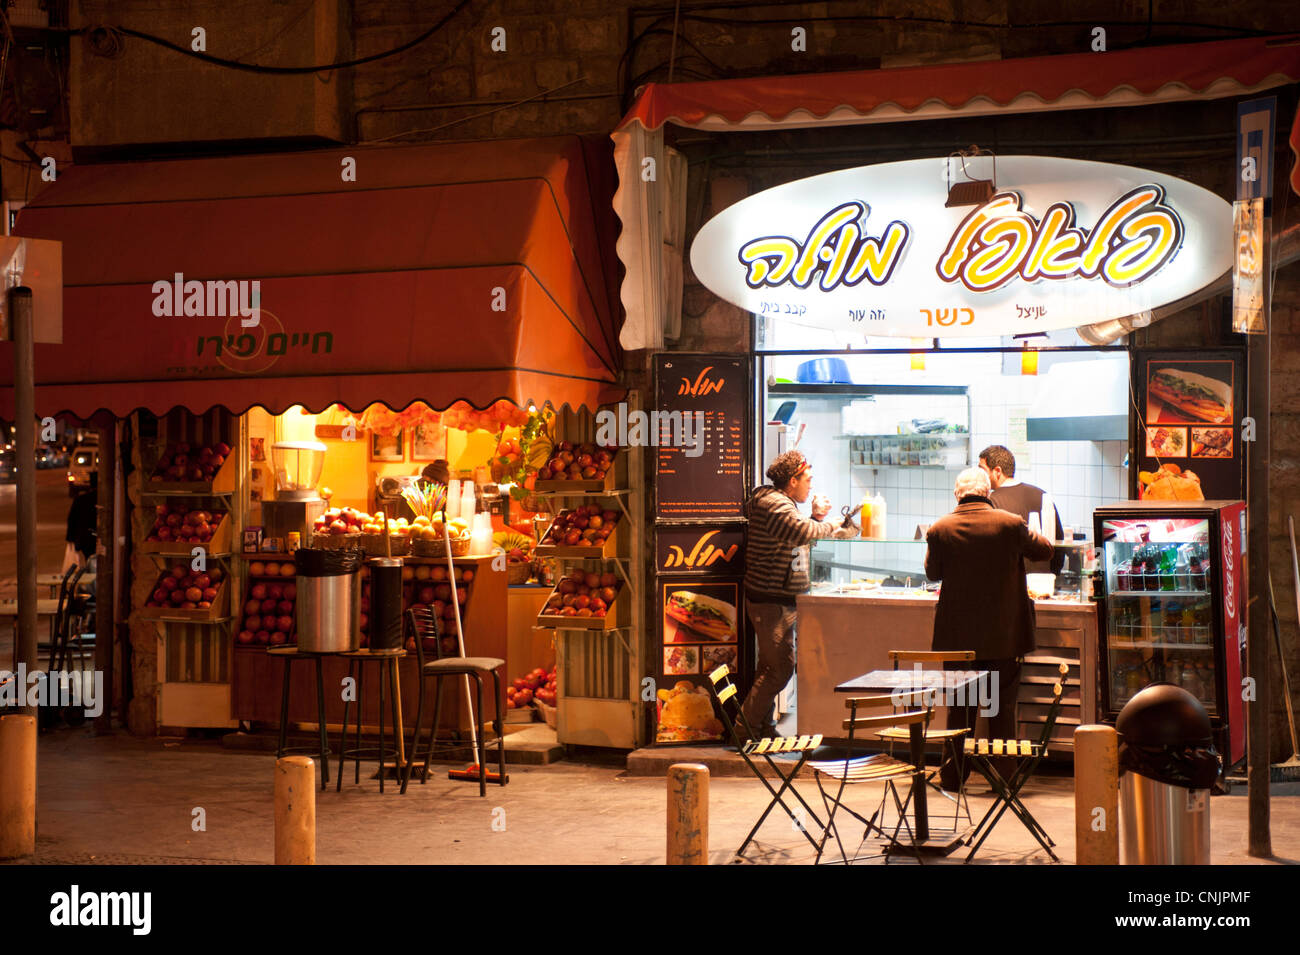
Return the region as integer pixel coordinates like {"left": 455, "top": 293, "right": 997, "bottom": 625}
{"left": 740, "top": 450, "right": 844, "bottom": 739}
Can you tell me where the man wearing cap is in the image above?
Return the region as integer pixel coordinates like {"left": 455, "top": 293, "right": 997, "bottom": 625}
{"left": 740, "top": 450, "right": 847, "bottom": 740}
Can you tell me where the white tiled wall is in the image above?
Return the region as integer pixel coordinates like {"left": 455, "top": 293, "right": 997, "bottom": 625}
{"left": 773, "top": 352, "right": 1132, "bottom": 564}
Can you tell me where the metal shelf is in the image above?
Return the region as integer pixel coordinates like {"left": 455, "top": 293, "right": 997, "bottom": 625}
{"left": 1106, "top": 590, "right": 1211, "bottom": 599}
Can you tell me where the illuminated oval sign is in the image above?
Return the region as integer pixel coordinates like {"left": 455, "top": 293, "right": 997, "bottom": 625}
{"left": 689, "top": 157, "right": 1232, "bottom": 337}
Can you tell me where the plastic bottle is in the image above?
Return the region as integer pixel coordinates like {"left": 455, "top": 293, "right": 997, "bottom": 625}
{"left": 870, "top": 492, "right": 887, "bottom": 539}
{"left": 859, "top": 492, "right": 873, "bottom": 539}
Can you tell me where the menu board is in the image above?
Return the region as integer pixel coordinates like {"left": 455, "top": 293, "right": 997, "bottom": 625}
{"left": 653, "top": 355, "right": 748, "bottom": 518}
{"left": 1133, "top": 349, "right": 1245, "bottom": 502}
{"left": 654, "top": 576, "right": 745, "bottom": 745}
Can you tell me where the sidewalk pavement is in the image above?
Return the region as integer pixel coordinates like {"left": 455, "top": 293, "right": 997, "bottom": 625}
{"left": 8, "top": 728, "right": 1299, "bottom": 865}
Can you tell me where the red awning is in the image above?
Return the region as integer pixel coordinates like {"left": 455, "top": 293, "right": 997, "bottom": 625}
{"left": 612, "top": 35, "right": 1300, "bottom": 348}
{"left": 618, "top": 35, "right": 1300, "bottom": 135}
{"left": 0, "top": 135, "right": 624, "bottom": 420}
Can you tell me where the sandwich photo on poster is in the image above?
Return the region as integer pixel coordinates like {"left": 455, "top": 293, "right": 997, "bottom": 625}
{"left": 664, "top": 588, "right": 739, "bottom": 643}
{"left": 1145, "top": 361, "right": 1233, "bottom": 425}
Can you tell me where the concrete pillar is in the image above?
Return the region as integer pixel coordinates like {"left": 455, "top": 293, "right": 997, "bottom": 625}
{"left": 667, "top": 763, "right": 708, "bottom": 865}
{"left": 1074, "top": 724, "right": 1119, "bottom": 865}
{"left": 0, "top": 714, "right": 37, "bottom": 859}
{"left": 274, "top": 756, "right": 315, "bottom": 865}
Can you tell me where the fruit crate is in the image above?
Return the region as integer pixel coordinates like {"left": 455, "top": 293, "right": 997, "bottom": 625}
{"left": 534, "top": 506, "right": 621, "bottom": 558}
{"left": 140, "top": 510, "right": 233, "bottom": 554}
{"left": 535, "top": 574, "right": 625, "bottom": 630}
{"left": 532, "top": 443, "right": 622, "bottom": 493}
{"left": 147, "top": 441, "right": 237, "bottom": 494}
{"left": 139, "top": 566, "right": 230, "bottom": 621}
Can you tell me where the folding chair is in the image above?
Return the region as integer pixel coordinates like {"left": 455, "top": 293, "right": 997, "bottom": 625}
{"left": 962, "top": 662, "right": 1069, "bottom": 863}
{"left": 872, "top": 649, "right": 976, "bottom": 832}
{"left": 808, "top": 695, "right": 931, "bottom": 864}
{"left": 705, "top": 664, "right": 831, "bottom": 859}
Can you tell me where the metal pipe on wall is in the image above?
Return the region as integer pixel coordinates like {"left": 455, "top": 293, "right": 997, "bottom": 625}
{"left": 10, "top": 287, "right": 37, "bottom": 712}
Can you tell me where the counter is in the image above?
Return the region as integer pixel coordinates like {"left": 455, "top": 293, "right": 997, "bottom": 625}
{"left": 796, "top": 590, "right": 1097, "bottom": 755}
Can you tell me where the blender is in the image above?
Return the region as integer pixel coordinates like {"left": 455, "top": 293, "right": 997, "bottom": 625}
{"left": 262, "top": 441, "right": 327, "bottom": 545}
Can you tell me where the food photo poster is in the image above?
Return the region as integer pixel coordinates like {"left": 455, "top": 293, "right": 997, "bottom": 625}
{"left": 655, "top": 580, "right": 741, "bottom": 744}
{"left": 1134, "top": 350, "right": 1244, "bottom": 502}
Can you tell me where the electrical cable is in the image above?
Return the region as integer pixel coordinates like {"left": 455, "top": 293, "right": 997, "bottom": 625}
{"left": 75, "top": 0, "right": 472, "bottom": 75}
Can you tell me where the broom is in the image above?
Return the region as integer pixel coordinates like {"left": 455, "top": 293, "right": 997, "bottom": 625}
{"left": 1267, "top": 517, "right": 1300, "bottom": 781}
{"left": 441, "top": 506, "right": 507, "bottom": 785}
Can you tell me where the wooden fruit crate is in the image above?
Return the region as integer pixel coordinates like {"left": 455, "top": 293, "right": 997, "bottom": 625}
{"left": 140, "top": 512, "right": 233, "bottom": 554}
{"left": 147, "top": 449, "right": 237, "bottom": 494}
{"left": 139, "top": 574, "right": 230, "bottom": 621}
{"left": 534, "top": 509, "right": 621, "bottom": 558}
{"left": 535, "top": 580, "right": 625, "bottom": 630}
{"left": 532, "top": 447, "right": 622, "bottom": 493}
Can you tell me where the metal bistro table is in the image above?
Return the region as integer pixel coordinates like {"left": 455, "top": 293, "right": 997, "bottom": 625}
{"left": 834, "top": 668, "right": 988, "bottom": 857}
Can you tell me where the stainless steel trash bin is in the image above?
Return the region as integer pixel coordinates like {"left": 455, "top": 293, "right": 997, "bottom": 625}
{"left": 295, "top": 548, "right": 362, "bottom": 653}
{"left": 1116, "top": 683, "right": 1219, "bottom": 865}
{"left": 1119, "top": 771, "right": 1210, "bottom": 864}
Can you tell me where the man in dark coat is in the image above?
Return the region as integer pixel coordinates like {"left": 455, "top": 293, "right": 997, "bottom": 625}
{"left": 925, "top": 467, "right": 1053, "bottom": 788}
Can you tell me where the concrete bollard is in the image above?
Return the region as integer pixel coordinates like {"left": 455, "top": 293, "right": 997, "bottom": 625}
{"left": 667, "top": 763, "right": 709, "bottom": 865}
{"left": 274, "top": 756, "right": 316, "bottom": 865}
{"left": 0, "top": 714, "right": 37, "bottom": 859}
{"left": 1074, "top": 724, "right": 1119, "bottom": 865}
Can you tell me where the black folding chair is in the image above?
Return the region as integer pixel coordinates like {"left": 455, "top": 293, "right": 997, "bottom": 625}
{"left": 705, "top": 664, "right": 830, "bottom": 859}
{"left": 962, "top": 662, "right": 1069, "bottom": 863}
{"left": 808, "top": 695, "right": 931, "bottom": 865}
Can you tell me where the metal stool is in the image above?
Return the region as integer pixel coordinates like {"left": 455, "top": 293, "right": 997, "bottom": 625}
{"left": 402, "top": 607, "right": 506, "bottom": 796}
{"left": 267, "top": 646, "right": 332, "bottom": 791}
{"left": 337, "top": 648, "right": 406, "bottom": 793}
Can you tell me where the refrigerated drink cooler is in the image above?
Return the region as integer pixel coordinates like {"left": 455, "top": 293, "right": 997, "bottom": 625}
{"left": 1095, "top": 500, "right": 1246, "bottom": 770}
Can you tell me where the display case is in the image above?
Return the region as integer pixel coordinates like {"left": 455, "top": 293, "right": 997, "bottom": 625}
{"left": 812, "top": 537, "right": 1092, "bottom": 597}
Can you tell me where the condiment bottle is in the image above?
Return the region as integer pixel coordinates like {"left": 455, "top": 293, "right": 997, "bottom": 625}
{"left": 859, "top": 492, "right": 873, "bottom": 538}
{"left": 870, "top": 492, "right": 887, "bottom": 539}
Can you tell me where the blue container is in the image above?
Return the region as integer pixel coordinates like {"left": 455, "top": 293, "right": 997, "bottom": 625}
{"left": 796, "top": 358, "right": 853, "bottom": 384}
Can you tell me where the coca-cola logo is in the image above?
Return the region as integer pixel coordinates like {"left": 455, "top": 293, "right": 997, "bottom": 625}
{"left": 1222, "top": 520, "right": 1236, "bottom": 623}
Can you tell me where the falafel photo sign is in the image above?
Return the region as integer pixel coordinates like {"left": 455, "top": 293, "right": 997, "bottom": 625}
{"left": 655, "top": 578, "right": 743, "bottom": 744}
{"left": 1133, "top": 348, "right": 1245, "bottom": 502}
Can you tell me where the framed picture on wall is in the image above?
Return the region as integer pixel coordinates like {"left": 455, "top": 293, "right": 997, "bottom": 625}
{"left": 369, "top": 430, "right": 405, "bottom": 462}
{"left": 410, "top": 423, "right": 446, "bottom": 462}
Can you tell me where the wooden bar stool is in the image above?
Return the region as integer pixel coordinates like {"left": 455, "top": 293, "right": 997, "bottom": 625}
{"left": 336, "top": 648, "right": 405, "bottom": 794}
{"left": 267, "top": 646, "right": 332, "bottom": 791}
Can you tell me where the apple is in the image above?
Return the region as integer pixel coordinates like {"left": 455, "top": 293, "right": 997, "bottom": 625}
{"left": 563, "top": 529, "right": 582, "bottom": 546}
{"left": 245, "top": 615, "right": 262, "bottom": 631}
{"left": 251, "top": 583, "right": 267, "bottom": 600}
{"left": 237, "top": 630, "right": 254, "bottom": 645}
{"left": 588, "top": 515, "right": 604, "bottom": 530}
{"left": 181, "top": 601, "right": 197, "bottom": 610}
{"left": 276, "top": 615, "right": 294, "bottom": 633}
{"left": 266, "top": 583, "right": 283, "bottom": 600}
{"left": 598, "top": 586, "right": 616, "bottom": 603}
{"left": 277, "top": 600, "right": 293, "bottom": 615}
{"left": 152, "top": 588, "right": 168, "bottom": 604}
{"left": 208, "top": 567, "right": 224, "bottom": 583}
{"left": 590, "top": 597, "right": 606, "bottom": 613}
{"left": 255, "top": 630, "right": 270, "bottom": 645}
{"left": 573, "top": 595, "right": 590, "bottom": 610}
{"left": 185, "top": 586, "right": 203, "bottom": 602}
{"left": 261, "top": 599, "right": 278, "bottom": 615}
{"left": 202, "top": 587, "right": 218, "bottom": 602}
{"left": 244, "top": 600, "right": 261, "bottom": 616}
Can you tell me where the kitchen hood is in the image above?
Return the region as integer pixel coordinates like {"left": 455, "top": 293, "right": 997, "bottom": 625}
{"left": 1026, "top": 357, "right": 1129, "bottom": 441}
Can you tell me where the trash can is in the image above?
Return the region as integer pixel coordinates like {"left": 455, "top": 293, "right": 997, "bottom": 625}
{"left": 366, "top": 557, "right": 405, "bottom": 651}
{"left": 1116, "top": 683, "right": 1219, "bottom": 865}
{"left": 294, "top": 547, "right": 363, "bottom": 653}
